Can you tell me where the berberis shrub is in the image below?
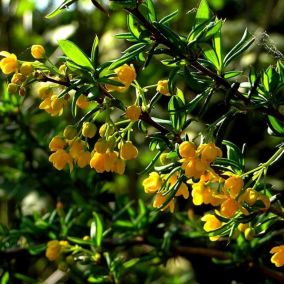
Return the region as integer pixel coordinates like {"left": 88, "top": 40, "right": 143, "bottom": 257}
{"left": 0, "top": 0, "right": 284, "bottom": 283}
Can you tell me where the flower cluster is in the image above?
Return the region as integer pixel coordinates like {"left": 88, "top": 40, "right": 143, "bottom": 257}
{"left": 143, "top": 172, "right": 189, "bottom": 213}
{"left": 38, "top": 84, "right": 69, "bottom": 116}
{"left": 48, "top": 121, "right": 139, "bottom": 175}
{"left": 49, "top": 136, "right": 91, "bottom": 171}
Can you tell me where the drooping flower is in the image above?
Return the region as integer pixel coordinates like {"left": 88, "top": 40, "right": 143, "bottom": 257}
{"left": 125, "top": 105, "right": 141, "bottom": 121}
{"left": 120, "top": 141, "right": 138, "bottom": 160}
{"left": 143, "top": 172, "right": 161, "bottom": 194}
{"left": 270, "top": 245, "right": 284, "bottom": 267}
{"left": 49, "top": 149, "right": 73, "bottom": 171}
{"left": 156, "top": 80, "right": 170, "bottom": 96}
{"left": 0, "top": 51, "right": 18, "bottom": 74}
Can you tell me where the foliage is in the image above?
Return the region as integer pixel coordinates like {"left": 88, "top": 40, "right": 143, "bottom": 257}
{"left": 0, "top": 0, "right": 284, "bottom": 283}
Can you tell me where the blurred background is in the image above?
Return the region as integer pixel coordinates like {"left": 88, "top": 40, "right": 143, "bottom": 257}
{"left": 0, "top": 0, "right": 284, "bottom": 283}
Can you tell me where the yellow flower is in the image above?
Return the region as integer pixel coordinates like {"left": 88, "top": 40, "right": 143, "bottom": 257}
{"left": 175, "top": 182, "right": 189, "bottom": 199}
{"left": 90, "top": 152, "right": 106, "bottom": 173}
{"left": 31, "top": 45, "right": 45, "bottom": 59}
{"left": 82, "top": 122, "right": 97, "bottom": 138}
{"left": 238, "top": 188, "right": 258, "bottom": 215}
{"left": 156, "top": 80, "right": 170, "bottom": 96}
{"left": 184, "top": 157, "right": 207, "bottom": 179}
{"left": 223, "top": 175, "right": 244, "bottom": 199}
{"left": 198, "top": 143, "right": 222, "bottom": 164}
{"left": 179, "top": 141, "right": 196, "bottom": 158}
{"left": 270, "top": 245, "right": 284, "bottom": 267}
{"left": 76, "top": 94, "right": 90, "bottom": 109}
{"left": 153, "top": 193, "right": 175, "bottom": 213}
{"left": 38, "top": 85, "right": 53, "bottom": 99}
{"left": 77, "top": 151, "right": 91, "bottom": 168}
{"left": 115, "top": 64, "right": 136, "bottom": 87}
{"left": 49, "top": 149, "right": 73, "bottom": 171}
{"left": 237, "top": 223, "right": 249, "bottom": 232}
{"left": 20, "top": 62, "right": 33, "bottom": 76}
{"left": 220, "top": 198, "right": 239, "bottom": 218}
{"left": 104, "top": 151, "right": 118, "bottom": 172}
{"left": 143, "top": 172, "right": 161, "bottom": 194}
{"left": 125, "top": 105, "right": 141, "bottom": 121}
{"left": 201, "top": 214, "right": 222, "bottom": 241}
{"left": 106, "top": 64, "right": 136, "bottom": 93}
{"left": 49, "top": 136, "right": 66, "bottom": 151}
{"left": 69, "top": 139, "right": 85, "bottom": 160}
{"left": 244, "top": 227, "right": 255, "bottom": 240}
{"left": 257, "top": 193, "right": 271, "bottom": 211}
{"left": 120, "top": 141, "right": 138, "bottom": 160}
{"left": 45, "top": 240, "right": 61, "bottom": 261}
{"left": 0, "top": 51, "right": 18, "bottom": 74}
{"left": 45, "top": 240, "right": 69, "bottom": 262}
{"left": 112, "top": 158, "right": 126, "bottom": 175}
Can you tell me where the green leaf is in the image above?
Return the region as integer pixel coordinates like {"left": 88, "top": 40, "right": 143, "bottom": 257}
{"left": 114, "top": 32, "right": 136, "bottom": 40}
{"left": 127, "top": 14, "right": 141, "bottom": 39}
{"left": 195, "top": 0, "right": 211, "bottom": 27}
{"left": 200, "top": 43, "right": 219, "bottom": 70}
{"left": 67, "top": 236, "right": 92, "bottom": 245}
{"left": 222, "top": 140, "right": 245, "bottom": 172}
{"left": 139, "top": 149, "right": 165, "bottom": 175}
{"left": 91, "top": 35, "right": 99, "bottom": 66}
{"left": 159, "top": 10, "right": 179, "bottom": 24}
{"left": 91, "top": 212, "right": 104, "bottom": 247}
{"left": 213, "top": 157, "right": 243, "bottom": 173}
{"left": 203, "top": 20, "right": 222, "bottom": 41}
{"left": 46, "top": 0, "right": 78, "bottom": 18}
{"left": 109, "top": 43, "right": 147, "bottom": 70}
{"left": 267, "top": 115, "right": 284, "bottom": 136}
{"left": 224, "top": 29, "right": 254, "bottom": 66}
{"left": 224, "top": 71, "right": 242, "bottom": 79}
{"left": 123, "top": 258, "right": 140, "bottom": 269}
{"left": 28, "top": 244, "right": 46, "bottom": 255}
{"left": 15, "top": 274, "right": 38, "bottom": 283}
{"left": 168, "top": 95, "right": 186, "bottom": 132}
{"left": 213, "top": 22, "right": 223, "bottom": 72}
{"left": 145, "top": 0, "right": 156, "bottom": 22}
{"left": 183, "top": 67, "right": 208, "bottom": 93}
{"left": 58, "top": 40, "right": 94, "bottom": 70}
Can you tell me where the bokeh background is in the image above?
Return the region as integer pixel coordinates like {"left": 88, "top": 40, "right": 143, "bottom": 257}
{"left": 0, "top": 0, "right": 284, "bottom": 283}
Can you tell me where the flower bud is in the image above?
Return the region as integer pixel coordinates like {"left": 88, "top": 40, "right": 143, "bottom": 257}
{"left": 94, "top": 138, "right": 109, "bottom": 153}
{"left": 19, "top": 87, "right": 26, "bottom": 96}
{"left": 20, "top": 62, "right": 33, "bottom": 76}
{"left": 115, "top": 64, "right": 136, "bottom": 86}
{"left": 76, "top": 94, "right": 90, "bottom": 109}
{"left": 244, "top": 228, "right": 255, "bottom": 240}
{"left": 99, "top": 123, "right": 114, "bottom": 137}
{"left": 31, "top": 45, "right": 45, "bottom": 59}
{"left": 7, "top": 83, "right": 19, "bottom": 94}
{"left": 125, "top": 105, "right": 141, "bottom": 121}
{"left": 179, "top": 141, "right": 196, "bottom": 158}
{"left": 11, "top": 73, "right": 26, "bottom": 85}
{"left": 63, "top": 125, "right": 77, "bottom": 140}
{"left": 82, "top": 122, "right": 97, "bottom": 138}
